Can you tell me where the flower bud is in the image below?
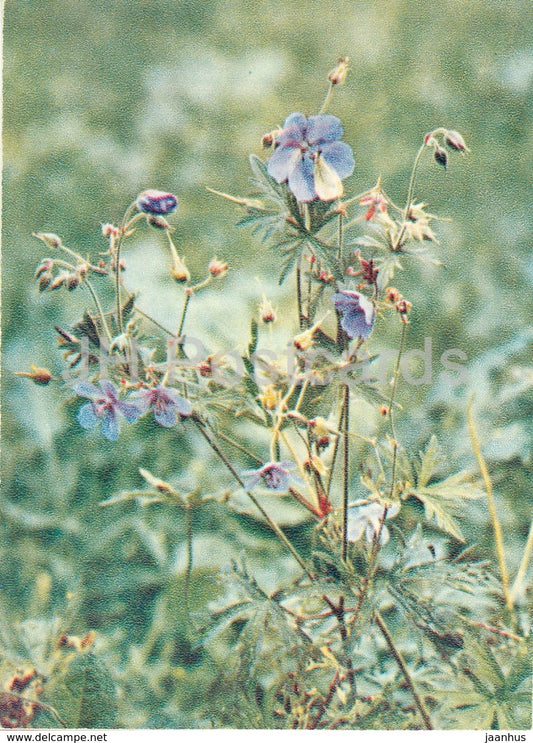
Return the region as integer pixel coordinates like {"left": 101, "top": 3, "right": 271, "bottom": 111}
{"left": 396, "top": 298, "right": 412, "bottom": 322}
{"left": 38, "top": 272, "right": 53, "bottom": 291}
{"left": 259, "top": 296, "right": 277, "bottom": 324}
{"left": 48, "top": 271, "right": 69, "bottom": 290}
{"left": 444, "top": 129, "right": 468, "bottom": 152}
{"left": 33, "top": 232, "right": 62, "bottom": 247}
{"left": 66, "top": 272, "right": 80, "bottom": 291}
{"left": 257, "top": 384, "right": 279, "bottom": 410}
{"left": 328, "top": 57, "right": 350, "bottom": 86}
{"left": 385, "top": 287, "right": 401, "bottom": 303}
{"left": 379, "top": 404, "right": 389, "bottom": 416}
{"left": 101, "top": 223, "right": 118, "bottom": 237}
{"left": 261, "top": 128, "right": 283, "bottom": 149}
{"left": 434, "top": 145, "right": 448, "bottom": 168}
{"left": 34, "top": 259, "right": 53, "bottom": 278}
{"left": 147, "top": 215, "right": 172, "bottom": 230}
{"left": 136, "top": 189, "right": 178, "bottom": 216}
{"left": 170, "top": 256, "right": 190, "bottom": 283}
{"left": 208, "top": 257, "right": 228, "bottom": 277}
{"left": 14, "top": 365, "right": 53, "bottom": 385}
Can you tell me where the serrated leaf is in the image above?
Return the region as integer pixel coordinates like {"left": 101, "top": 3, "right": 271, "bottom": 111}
{"left": 47, "top": 652, "right": 118, "bottom": 728}
{"left": 416, "top": 435, "right": 442, "bottom": 487}
{"left": 410, "top": 487, "right": 465, "bottom": 540}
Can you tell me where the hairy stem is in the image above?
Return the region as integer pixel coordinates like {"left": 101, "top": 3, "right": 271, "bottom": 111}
{"left": 388, "top": 321, "right": 407, "bottom": 498}
{"left": 374, "top": 611, "right": 433, "bottom": 730}
{"left": 342, "top": 383, "right": 350, "bottom": 562}
{"left": 511, "top": 519, "right": 533, "bottom": 602}
{"left": 392, "top": 143, "right": 425, "bottom": 251}
{"left": 194, "top": 419, "right": 313, "bottom": 578}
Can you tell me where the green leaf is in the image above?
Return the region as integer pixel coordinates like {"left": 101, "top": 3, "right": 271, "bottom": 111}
{"left": 47, "top": 652, "right": 118, "bottom": 728}
{"left": 416, "top": 435, "right": 443, "bottom": 487}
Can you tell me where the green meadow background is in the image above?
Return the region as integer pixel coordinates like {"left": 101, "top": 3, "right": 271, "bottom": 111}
{"left": 2, "top": 0, "right": 531, "bottom": 728}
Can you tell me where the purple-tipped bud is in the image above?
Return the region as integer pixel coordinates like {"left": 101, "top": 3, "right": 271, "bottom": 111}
{"left": 444, "top": 129, "right": 468, "bottom": 152}
{"left": 434, "top": 146, "right": 448, "bottom": 168}
{"left": 136, "top": 190, "right": 178, "bottom": 216}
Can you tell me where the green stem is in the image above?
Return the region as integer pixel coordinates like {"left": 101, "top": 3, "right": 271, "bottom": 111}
{"left": 184, "top": 502, "right": 193, "bottom": 613}
{"left": 177, "top": 291, "right": 192, "bottom": 338}
{"left": 84, "top": 278, "right": 112, "bottom": 343}
{"left": 319, "top": 80, "right": 334, "bottom": 115}
{"left": 511, "top": 520, "right": 533, "bottom": 602}
{"left": 342, "top": 383, "right": 350, "bottom": 562}
{"left": 467, "top": 400, "right": 513, "bottom": 612}
{"left": 114, "top": 204, "right": 138, "bottom": 334}
{"left": 392, "top": 143, "right": 426, "bottom": 251}
{"left": 194, "top": 420, "right": 313, "bottom": 579}
{"left": 388, "top": 322, "right": 407, "bottom": 498}
{"left": 374, "top": 610, "right": 433, "bottom": 730}
{"left": 133, "top": 304, "right": 177, "bottom": 337}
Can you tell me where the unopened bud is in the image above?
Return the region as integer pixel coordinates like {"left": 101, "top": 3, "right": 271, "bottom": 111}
{"left": 38, "top": 272, "right": 53, "bottom": 291}
{"left": 208, "top": 257, "right": 228, "bottom": 277}
{"left": 328, "top": 57, "right": 350, "bottom": 86}
{"left": 396, "top": 298, "right": 412, "bottom": 321}
{"left": 379, "top": 404, "right": 389, "bottom": 416}
{"left": 66, "top": 272, "right": 80, "bottom": 291}
{"left": 385, "top": 287, "right": 401, "bottom": 303}
{"left": 257, "top": 385, "right": 279, "bottom": 410}
{"left": 444, "top": 129, "right": 468, "bottom": 152}
{"left": 33, "top": 232, "right": 62, "bottom": 247}
{"left": 434, "top": 145, "right": 448, "bottom": 168}
{"left": 34, "top": 259, "right": 53, "bottom": 278}
{"left": 170, "top": 257, "right": 190, "bottom": 283}
{"left": 261, "top": 128, "right": 282, "bottom": 149}
{"left": 147, "top": 215, "right": 171, "bottom": 230}
{"left": 101, "top": 223, "right": 118, "bottom": 238}
{"left": 14, "top": 365, "right": 53, "bottom": 385}
{"left": 259, "top": 296, "right": 277, "bottom": 324}
{"left": 48, "top": 271, "right": 68, "bottom": 291}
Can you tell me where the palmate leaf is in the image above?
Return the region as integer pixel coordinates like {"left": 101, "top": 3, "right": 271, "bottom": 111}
{"left": 436, "top": 632, "right": 532, "bottom": 729}
{"left": 409, "top": 436, "right": 483, "bottom": 540}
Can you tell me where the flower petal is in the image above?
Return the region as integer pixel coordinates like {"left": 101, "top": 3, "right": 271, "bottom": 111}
{"left": 101, "top": 410, "right": 119, "bottom": 441}
{"left": 277, "top": 112, "right": 307, "bottom": 145}
{"left": 73, "top": 381, "right": 99, "bottom": 399}
{"left": 77, "top": 402, "right": 101, "bottom": 430}
{"left": 267, "top": 145, "right": 302, "bottom": 183}
{"left": 99, "top": 379, "right": 118, "bottom": 402}
{"left": 175, "top": 396, "right": 193, "bottom": 417}
{"left": 314, "top": 154, "right": 344, "bottom": 201}
{"left": 320, "top": 141, "right": 355, "bottom": 180}
{"left": 306, "top": 114, "right": 343, "bottom": 145}
{"left": 154, "top": 405, "right": 177, "bottom": 428}
{"left": 117, "top": 400, "right": 143, "bottom": 423}
{"left": 288, "top": 153, "right": 316, "bottom": 202}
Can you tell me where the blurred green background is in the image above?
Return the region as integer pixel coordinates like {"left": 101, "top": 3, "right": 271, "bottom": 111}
{"left": 2, "top": 0, "right": 532, "bottom": 728}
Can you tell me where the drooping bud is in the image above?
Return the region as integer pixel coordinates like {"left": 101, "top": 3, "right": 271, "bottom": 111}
{"left": 48, "top": 271, "right": 69, "bottom": 291}
{"left": 66, "top": 272, "right": 80, "bottom": 291}
{"left": 38, "top": 272, "right": 53, "bottom": 291}
{"left": 434, "top": 145, "right": 448, "bottom": 168}
{"left": 147, "top": 215, "right": 172, "bottom": 230}
{"left": 328, "top": 57, "right": 350, "bottom": 86}
{"left": 208, "top": 257, "right": 228, "bottom": 277}
{"left": 444, "top": 129, "right": 469, "bottom": 152}
{"left": 135, "top": 190, "right": 178, "bottom": 215}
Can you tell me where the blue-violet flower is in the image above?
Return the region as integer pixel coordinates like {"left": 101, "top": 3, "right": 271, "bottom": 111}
{"left": 266, "top": 112, "right": 354, "bottom": 202}
{"left": 136, "top": 190, "right": 178, "bottom": 215}
{"left": 333, "top": 290, "right": 375, "bottom": 339}
{"left": 134, "top": 385, "right": 192, "bottom": 427}
{"left": 241, "top": 461, "right": 297, "bottom": 493}
{"left": 347, "top": 501, "right": 400, "bottom": 545}
{"left": 74, "top": 379, "right": 142, "bottom": 441}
